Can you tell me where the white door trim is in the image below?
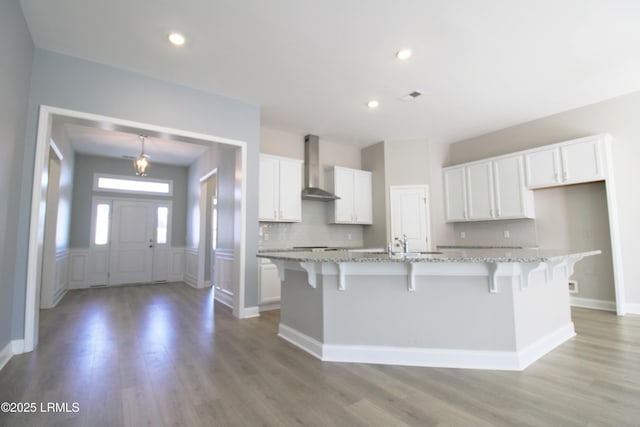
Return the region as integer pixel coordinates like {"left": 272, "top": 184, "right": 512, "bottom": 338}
{"left": 25, "top": 105, "right": 249, "bottom": 352}
{"left": 198, "top": 168, "right": 218, "bottom": 289}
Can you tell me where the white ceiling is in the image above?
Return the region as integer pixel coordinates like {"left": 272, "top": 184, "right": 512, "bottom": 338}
{"left": 20, "top": 0, "right": 640, "bottom": 148}
{"left": 63, "top": 123, "right": 209, "bottom": 166}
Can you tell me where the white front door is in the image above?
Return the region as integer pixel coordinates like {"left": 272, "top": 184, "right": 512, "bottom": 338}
{"left": 109, "top": 200, "right": 156, "bottom": 285}
{"left": 390, "top": 185, "right": 431, "bottom": 252}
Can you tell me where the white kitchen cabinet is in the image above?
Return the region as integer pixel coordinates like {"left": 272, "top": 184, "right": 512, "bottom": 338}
{"left": 443, "top": 166, "right": 467, "bottom": 222}
{"left": 525, "top": 136, "right": 604, "bottom": 189}
{"left": 259, "top": 258, "right": 280, "bottom": 306}
{"left": 443, "top": 155, "right": 534, "bottom": 222}
{"left": 327, "top": 166, "right": 373, "bottom": 224}
{"left": 466, "top": 161, "right": 494, "bottom": 220}
{"left": 259, "top": 154, "right": 302, "bottom": 222}
{"left": 493, "top": 155, "right": 535, "bottom": 219}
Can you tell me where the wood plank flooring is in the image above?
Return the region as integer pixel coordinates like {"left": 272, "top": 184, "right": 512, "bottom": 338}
{"left": 0, "top": 282, "right": 639, "bottom": 426}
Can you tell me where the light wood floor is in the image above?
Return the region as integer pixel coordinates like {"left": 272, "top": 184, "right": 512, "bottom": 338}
{"left": 1, "top": 283, "right": 639, "bottom": 426}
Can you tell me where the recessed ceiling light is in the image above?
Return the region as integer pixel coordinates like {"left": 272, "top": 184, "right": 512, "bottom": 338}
{"left": 396, "top": 49, "right": 412, "bottom": 60}
{"left": 367, "top": 100, "right": 379, "bottom": 109}
{"left": 168, "top": 32, "right": 186, "bottom": 46}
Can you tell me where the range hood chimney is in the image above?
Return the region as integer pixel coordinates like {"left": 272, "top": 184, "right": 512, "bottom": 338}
{"left": 301, "top": 134, "right": 340, "bottom": 201}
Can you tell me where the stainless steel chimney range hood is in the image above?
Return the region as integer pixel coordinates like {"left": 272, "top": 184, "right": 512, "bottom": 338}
{"left": 301, "top": 134, "right": 340, "bottom": 201}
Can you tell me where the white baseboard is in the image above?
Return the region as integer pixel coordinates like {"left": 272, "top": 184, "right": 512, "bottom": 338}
{"left": 0, "top": 339, "right": 25, "bottom": 371}
{"left": 259, "top": 302, "right": 280, "bottom": 312}
{"left": 240, "top": 306, "right": 260, "bottom": 319}
{"left": 0, "top": 341, "right": 12, "bottom": 371}
{"left": 214, "top": 289, "right": 233, "bottom": 308}
{"left": 52, "top": 288, "right": 67, "bottom": 307}
{"left": 278, "top": 324, "right": 323, "bottom": 360}
{"left": 624, "top": 303, "right": 640, "bottom": 315}
{"left": 516, "top": 323, "right": 575, "bottom": 369}
{"left": 278, "top": 323, "right": 575, "bottom": 371}
{"left": 571, "top": 296, "right": 616, "bottom": 312}
{"left": 12, "top": 339, "right": 24, "bottom": 355}
{"left": 183, "top": 275, "right": 199, "bottom": 288}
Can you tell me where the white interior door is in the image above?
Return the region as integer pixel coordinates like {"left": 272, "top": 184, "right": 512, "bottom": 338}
{"left": 390, "top": 185, "right": 431, "bottom": 252}
{"left": 109, "top": 200, "right": 156, "bottom": 285}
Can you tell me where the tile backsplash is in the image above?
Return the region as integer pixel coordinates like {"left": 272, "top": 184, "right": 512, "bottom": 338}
{"left": 259, "top": 201, "right": 364, "bottom": 250}
{"left": 453, "top": 219, "right": 538, "bottom": 247}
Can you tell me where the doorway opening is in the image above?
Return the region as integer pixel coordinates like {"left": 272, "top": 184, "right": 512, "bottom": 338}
{"left": 25, "top": 105, "right": 249, "bottom": 352}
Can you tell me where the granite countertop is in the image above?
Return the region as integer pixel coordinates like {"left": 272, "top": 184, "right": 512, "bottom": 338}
{"left": 257, "top": 248, "right": 601, "bottom": 264}
{"left": 436, "top": 245, "right": 538, "bottom": 250}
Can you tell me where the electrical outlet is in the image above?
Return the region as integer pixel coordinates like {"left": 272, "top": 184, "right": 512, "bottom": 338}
{"left": 460, "top": 231, "right": 466, "bottom": 239}
{"left": 568, "top": 280, "right": 578, "bottom": 293}
{"left": 347, "top": 233, "right": 352, "bottom": 241}
{"left": 504, "top": 230, "right": 510, "bottom": 239}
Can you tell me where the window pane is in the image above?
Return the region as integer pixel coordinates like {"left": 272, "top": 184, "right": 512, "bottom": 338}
{"left": 97, "top": 177, "right": 170, "bottom": 194}
{"left": 95, "top": 203, "right": 110, "bottom": 245}
{"left": 157, "top": 206, "right": 168, "bottom": 244}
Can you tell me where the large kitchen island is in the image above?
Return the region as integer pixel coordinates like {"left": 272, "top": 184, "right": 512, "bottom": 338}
{"left": 257, "top": 248, "right": 600, "bottom": 371}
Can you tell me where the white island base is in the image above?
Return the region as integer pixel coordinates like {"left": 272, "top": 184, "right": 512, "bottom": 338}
{"left": 265, "top": 252, "right": 596, "bottom": 371}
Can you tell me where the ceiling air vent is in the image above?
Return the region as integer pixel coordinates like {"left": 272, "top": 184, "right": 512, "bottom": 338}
{"left": 401, "top": 90, "right": 423, "bottom": 101}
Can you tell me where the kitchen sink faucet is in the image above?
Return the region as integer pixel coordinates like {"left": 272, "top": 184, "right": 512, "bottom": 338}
{"left": 394, "top": 234, "right": 409, "bottom": 253}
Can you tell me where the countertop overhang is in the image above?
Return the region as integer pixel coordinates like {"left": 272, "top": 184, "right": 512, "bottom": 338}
{"left": 257, "top": 248, "right": 601, "bottom": 264}
{"left": 258, "top": 248, "right": 601, "bottom": 293}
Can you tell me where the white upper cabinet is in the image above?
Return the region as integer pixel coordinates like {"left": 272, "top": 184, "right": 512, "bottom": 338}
{"left": 444, "top": 134, "right": 610, "bottom": 222}
{"left": 443, "top": 166, "right": 467, "bottom": 221}
{"left": 327, "top": 166, "right": 373, "bottom": 224}
{"left": 258, "top": 154, "right": 302, "bottom": 222}
{"left": 493, "top": 155, "right": 534, "bottom": 219}
{"left": 443, "top": 155, "right": 534, "bottom": 222}
{"left": 525, "top": 135, "right": 604, "bottom": 189}
{"left": 466, "top": 162, "right": 495, "bottom": 220}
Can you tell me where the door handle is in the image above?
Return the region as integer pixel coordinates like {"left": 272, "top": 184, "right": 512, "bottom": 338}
{"left": 149, "top": 244, "right": 154, "bottom": 248}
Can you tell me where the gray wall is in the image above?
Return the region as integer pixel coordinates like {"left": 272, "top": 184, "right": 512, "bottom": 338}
{"left": 446, "top": 92, "right": 640, "bottom": 306}
{"left": 0, "top": 0, "right": 34, "bottom": 350}
{"left": 535, "top": 182, "right": 615, "bottom": 303}
{"left": 14, "top": 49, "right": 260, "bottom": 338}
{"left": 69, "top": 154, "right": 189, "bottom": 248}
{"left": 361, "top": 142, "right": 387, "bottom": 248}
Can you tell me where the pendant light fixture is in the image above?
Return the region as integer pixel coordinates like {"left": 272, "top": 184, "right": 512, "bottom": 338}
{"left": 134, "top": 135, "right": 150, "bottom": 176}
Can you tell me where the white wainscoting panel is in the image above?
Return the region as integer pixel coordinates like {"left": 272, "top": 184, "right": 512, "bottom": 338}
{"left": 184, "top": 248, "right": 199, "bottom": 288}
{"left": 214, "top": 249, "right": 235, "bottom": 307}
{"left": 69, "top": 246, "right": 187, "bottom": 289}
{"left": 170, "top": 247, "right": 185, "bottom": 282}
{"left": 52, "top": 250, "right": 68, "bottom": 306}
{"left": 68, "top": 249, "right": 89, "bottom": 289}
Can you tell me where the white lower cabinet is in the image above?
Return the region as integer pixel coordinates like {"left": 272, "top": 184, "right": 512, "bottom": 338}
{"left": 259, "top": 258, "right": 280, "bottom": 307}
